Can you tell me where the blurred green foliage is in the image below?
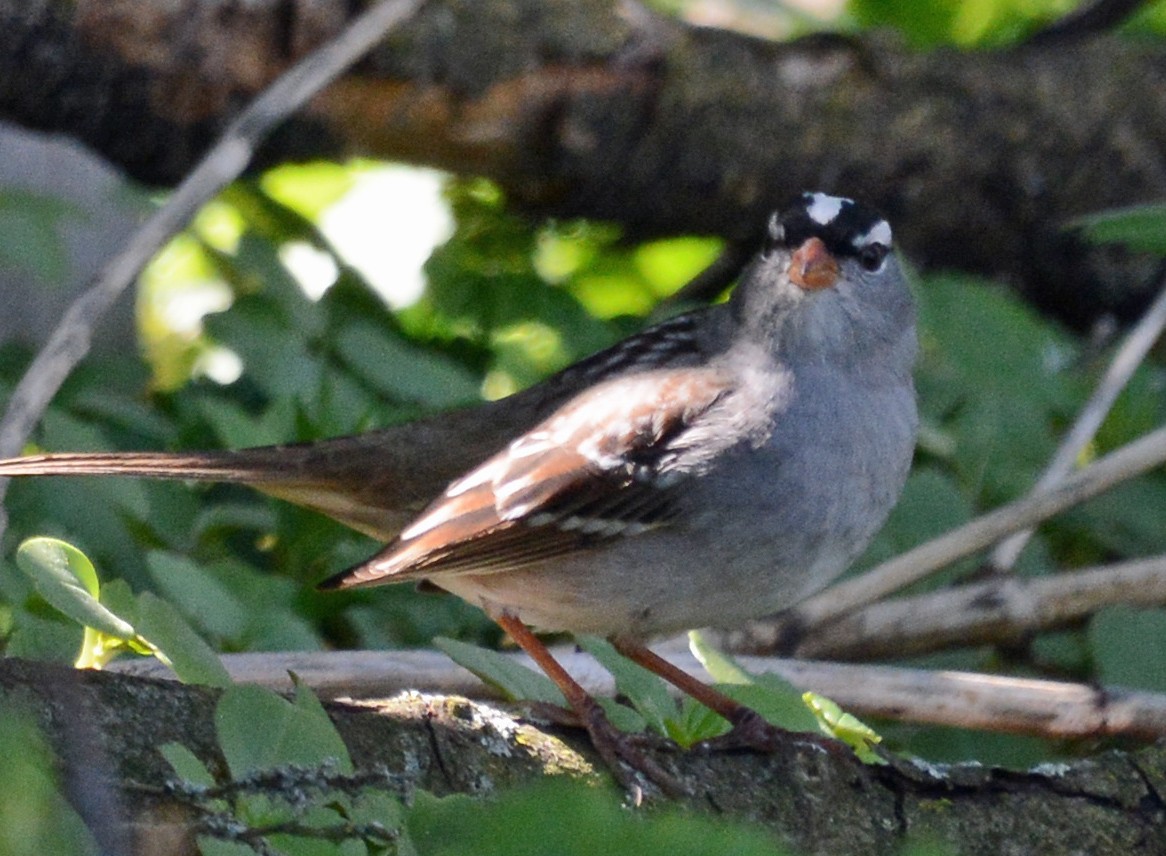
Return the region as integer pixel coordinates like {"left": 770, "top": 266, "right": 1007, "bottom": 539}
{"left": 0, "top": 189, "right": 80, "bottom": 286}
{"left": 0, "top": 703, "right": 98, "bottom": 856}
{"left": 851, "top": 0, "right": 1166, "bottom": 45}
{"left": 850, "top": 0, "right": 1075, "bottom": 46}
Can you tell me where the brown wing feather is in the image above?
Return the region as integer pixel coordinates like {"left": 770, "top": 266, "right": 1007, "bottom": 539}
{"left": 318, "top": 369, "right": 731, "bottom": 591}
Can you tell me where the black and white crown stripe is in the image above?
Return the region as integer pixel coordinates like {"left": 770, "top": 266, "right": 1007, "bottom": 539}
{"left": 773, "top": 192, "right": 894, "bottom": 265}
{"left": 556, "top": 194, "right": 893, "bottom": 405}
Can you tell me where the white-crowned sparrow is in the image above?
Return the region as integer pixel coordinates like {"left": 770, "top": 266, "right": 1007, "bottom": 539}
{"left": 0, "top": 192, "right": 917, "bottom": 790}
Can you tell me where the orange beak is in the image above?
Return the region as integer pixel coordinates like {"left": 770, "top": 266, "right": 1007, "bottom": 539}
{"left": 788, "top": 237, "right": 840, "bottom": 290}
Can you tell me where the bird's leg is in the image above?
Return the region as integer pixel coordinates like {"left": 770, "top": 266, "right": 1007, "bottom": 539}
{"left": 493, "top": 614, "right": 685, "bottom": 796}
{"left": 610, "top": 638, "right": 792, "bottom": 752}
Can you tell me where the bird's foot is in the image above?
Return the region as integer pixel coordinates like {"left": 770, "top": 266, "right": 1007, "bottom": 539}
{"left": 524, "top": 700, "right": 685, "bottom": 796}
{"left": 576, "top": 697, "right": 688, "bottom": 798}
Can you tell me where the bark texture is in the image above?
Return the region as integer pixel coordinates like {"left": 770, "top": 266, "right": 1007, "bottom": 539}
{"left": 1, "top": 0, "right": 1165, "bottom": 326}
{"left": 5, "top": 657, "right": 1166, "bottom": 856}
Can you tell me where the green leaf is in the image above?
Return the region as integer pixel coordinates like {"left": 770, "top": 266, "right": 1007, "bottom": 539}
{"left": 215, "top": 683, "right": 352, "bottom": 778}
{"left": 1069, "top": 477, "right": 1166, "bottom": 558}
{"left": 849, "top": 0, "right": 960, "bottom": 46}
{"left": 1090, "top": 606, "right": 1166, "bottom": 692}
{"left": 291, "top": 674, "right": 353, "bottom": 774}
{"left": 850, "top": 0, "right": 1064, "bottom": 47}
{"left": 0, "top": 189, "right": 80, "bottom": 285}
{"left": 146, "top": 552, "right": 249, "bottom": 641}
{"left": 203, "top": 293, "right": 323, "bottom": 401}
{"left": 802, "top": 693, "right": 886, "bottom": 765}
{"left": 433, "top": 637, "right": 564, "bottom": 705}
{"left": 671, "top": 697, "right": 729, "bottom": 746}
{"left": 4, "top": 609, "right": 82, "bottom": 663}
{"left": 592, "top": 698, "right": 648, "bottom": 735}
{"left": 135, "top": 592, "right": 232, "bottom": 688}
{"left": 575, "top": 636, "right": 676, "bottom": 737}
{"left": 1072, "top": 204, "right": 1166, "bottom": 255}
{"left": 687, "top": 630, "right": 755, "bottom": 685}
{"left": 858, "top": 467, "right": 976, "bottom": 580}
{"left": 159, "top": 742, "right": 217, "bottom": 788}
{"left": 97, "top": 580, "right": 153, "bottom": 657}
{"left": 15, "top": 538, "right": 135, "bottom": 639}
{"left": 99, "top": 578, "right": 139, "bottom": 626}
{"left": 333, "top": 321, "right": 480, "bottom": 408}
{"left": 196, "top": 395, "right": 298, "bottom": 449}
{"left": 913, "top": 273, "right": 1082, "bottom": 510}
{"left": 347, "top": 793, "right": 408, "bottom": 839}
{"left": 0, "top": 703, "right": 99, "bottom": 856}
{"left": 689, "top": 632, "right": 818, "bottom": 733}
{"left": 406, "top": 779, "right": 781, "bottom": 856}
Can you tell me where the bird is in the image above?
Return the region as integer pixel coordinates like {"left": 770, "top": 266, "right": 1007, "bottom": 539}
{"left": 0, "top": 192, "right": 917, "bottom": 791}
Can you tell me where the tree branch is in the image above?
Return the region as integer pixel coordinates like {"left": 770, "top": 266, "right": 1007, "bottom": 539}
{"left": 7, "top": 656, "right": 1161, "bottom": 854}
{"left": 736, "top": 555, "right": 1166, "bottom": 661}
{"left": 110, "top": 643, "right": 1166, "bottom": 742}
{"left": 990, "top": 268, "right": 1166, "bottom": 572}
{"left": 3, "top": 0, "right": 1166, "bottom": 325}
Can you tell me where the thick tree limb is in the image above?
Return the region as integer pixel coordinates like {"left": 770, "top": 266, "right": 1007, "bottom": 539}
{"left": 8, "top": 657, "right": 1166, "bottom": 855}
{"left": 2, "top": 0, "right": 1166, "bottom": 325}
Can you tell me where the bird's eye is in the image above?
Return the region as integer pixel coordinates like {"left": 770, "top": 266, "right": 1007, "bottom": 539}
{"left": 857, "top": 242, "right": 888, "bottom": 272}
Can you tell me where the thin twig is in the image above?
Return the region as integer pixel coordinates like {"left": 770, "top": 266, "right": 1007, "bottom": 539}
{"left": 738, "top": 554, "right": 1166, "bottom": 660}
{"left": 0, "top": 0, "right": 428, "bottom": 530}
{"left": 770, "top": 425, "right": 1166, "bottom": 638}
{"left": 109, "top": 647, "right": 1166, "bottom": 742}
{"left": 991, "top": 269, "right": 1166, "bottom": 572}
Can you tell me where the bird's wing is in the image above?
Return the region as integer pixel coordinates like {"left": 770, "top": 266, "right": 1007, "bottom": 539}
{"left": 318, "top": 368, "right": 732, "bottom": 590}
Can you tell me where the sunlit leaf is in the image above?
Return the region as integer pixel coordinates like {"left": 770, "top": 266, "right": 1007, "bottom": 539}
{"left": 689, "top": 632, "right": 817, "bottom": 733}
{"left": 803, "top": 693, "right": 886, "bottom": 765}
{"left": 15, "top": 538, "right": 135, "bottom": 639}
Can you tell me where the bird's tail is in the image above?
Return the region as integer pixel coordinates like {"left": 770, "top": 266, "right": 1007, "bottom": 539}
{"left": 0, "top": 449, "right": 296, "bottom": 483}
